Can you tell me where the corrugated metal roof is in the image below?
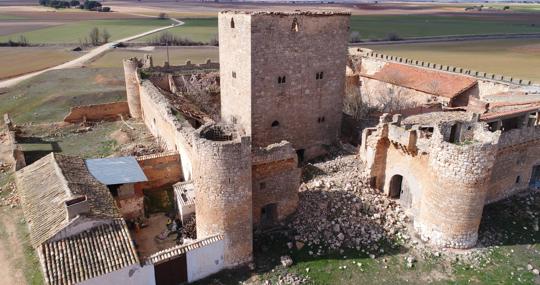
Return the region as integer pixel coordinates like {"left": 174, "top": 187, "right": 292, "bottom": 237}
{"left": 85, "top": 156, "right": 148, "bottom": 185}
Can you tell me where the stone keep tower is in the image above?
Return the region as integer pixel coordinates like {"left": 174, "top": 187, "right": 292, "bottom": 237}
{"left": 219, "top": 11, "right": 350, "bottom": 159}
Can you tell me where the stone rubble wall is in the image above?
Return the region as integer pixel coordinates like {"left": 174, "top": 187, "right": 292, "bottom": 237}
{"left": 63, "top": 101, "right": 130, "bottom": 123}
{"left": 2, "top": 114, "right": 25, "bottom": 171}
{"left": 192, "top": 125, "right": 253, "bottom": 268}
{"left": 123, "top": 58, "right": 143, "bottom": 119}
{"left": 252, "top": 141, "right": 300, "bottom": 225}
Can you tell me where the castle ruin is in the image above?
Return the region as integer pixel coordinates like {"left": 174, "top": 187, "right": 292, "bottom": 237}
{"left": 10, "top": 9, "right": 540, "bottom": 285}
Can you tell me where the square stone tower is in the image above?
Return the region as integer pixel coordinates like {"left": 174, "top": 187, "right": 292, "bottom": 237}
{"left": 219, "top": 11, "right": 350, "bottom": 160}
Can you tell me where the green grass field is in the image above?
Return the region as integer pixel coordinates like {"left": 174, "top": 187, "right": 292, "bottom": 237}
{"left": 350, "top": 15, "right": 540, "bottom": 40}
{"left": 134, "top": 18, "right": 218, "bottom": 43}
{"left": 0, "top": 68, "right": 125, "bottom": 123}
{"left": 0, "top": 18, "right": 173, "bottom": 44}
{"left": 131, "top": 15, "right": 540, "bottom": 44}
{"left": 90, "top": 46, "right": 218, "bottom": 68}
{"left": 367, "top": 39, "right": 540, "bottom": 83}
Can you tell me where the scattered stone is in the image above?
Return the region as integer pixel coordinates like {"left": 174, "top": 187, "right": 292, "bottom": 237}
{"left": 280, "top": 255, "right": 293, "bottom": 268}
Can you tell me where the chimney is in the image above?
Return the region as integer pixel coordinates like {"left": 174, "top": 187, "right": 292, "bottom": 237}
{"left": 65, "top": 196, "right": 89, "bottom": 220}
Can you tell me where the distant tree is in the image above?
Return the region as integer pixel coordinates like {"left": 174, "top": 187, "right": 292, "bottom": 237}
{"left": 101, "top": 28, "right": 111, "bottom": 43}
{"left": 209, "top": 34, "right": 218, "bottom": 46}
{"left": 89, "top": 27, "right": 100, "bottom": 46}
{"left": 84, "top": 0, "right": 101, "bottom": 10}
{"left": 70, "top": 0, "right": 79, "bottom": 6}
{"left": 158, "top": 12, "right": 168, "bottom": 19}
{"left": 503, "top": 5, "right": 510, "bottom": 10}
{"left": 349, "top": 31, "right": 362, "bottom": 43}
{"left": 386, "top": 32, "right": 402, "bottom": 41}
{"left": 18, "top": 35, "right": 28, "bottom": 46}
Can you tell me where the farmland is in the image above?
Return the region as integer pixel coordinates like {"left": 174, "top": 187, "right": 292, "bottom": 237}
{"left": 0, "top": 18, "right": 173, "bottom": 44}
{"left": 89, "top": 46, "right": 218, "bottom": 68}
{"left": 132, "top": 14, "right": 540, "bottom": 44}
{"left": 0, "top": 47, "right": 78, "bottom": 79}
{"left": 134, "top": 18, "right": 218, "bottom": 44}
{"left": 367, "top": 39, "right": 540, "bottom": 83}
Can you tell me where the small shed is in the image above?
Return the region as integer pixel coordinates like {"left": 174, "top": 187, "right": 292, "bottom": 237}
{"left": 86, "top": 156, "right": 149, "bottom": 218}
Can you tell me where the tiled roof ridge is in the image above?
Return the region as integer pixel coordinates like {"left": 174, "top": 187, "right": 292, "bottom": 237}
{"left": 50, "top": 153, "right": 75, "bottom": 200}
{"left": 146, "top": 234, "right": 224, "bottom": 265}
{"left": 136, "top": 150, "right": 178, "bottom": 161}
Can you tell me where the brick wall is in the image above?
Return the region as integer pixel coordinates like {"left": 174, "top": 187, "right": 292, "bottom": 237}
{"left": 63, "top": 101, "right": 130, "bottom": 123}
{"left": 135, "top": 152, "right": 183, "bottom": 191}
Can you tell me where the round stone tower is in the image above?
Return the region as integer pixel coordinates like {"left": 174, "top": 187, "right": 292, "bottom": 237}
{"left": 415, "top": 126, "right": 499, "bottom": 248}
{"left": 123, "top": 58, "right": 142, "bottom": 119}
{"left": 193, "top": 124, "right": 253, "bottom": 267}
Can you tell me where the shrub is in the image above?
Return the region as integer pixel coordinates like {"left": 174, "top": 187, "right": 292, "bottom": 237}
{"left": 158, "top": 12, "right": 168, "bottom": 19}
{"left": 89, "top": 27, "right": 100, "bottom": 46}
{"left": 101, "top": 6, "right": 110, "bottom": 12}
{"left": 385, "top": 32, "right": 402, "bottom": 41}
{"left": 70, "top": 0, "right": 79, "bottom": 6}
{"left": 349, "top": 31, "right": 362, "bottom": 43}
{"left": 146, "top": 31, "right": 206, "bottom": 46}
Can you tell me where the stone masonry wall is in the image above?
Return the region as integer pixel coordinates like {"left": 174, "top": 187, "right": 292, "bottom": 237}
{"left": 193, "top": 125, "right": 253, "bottom": 267}
{"left": 486, "top": 125, "right": 540, "bottom": 203}
{"left": 220, "top": 11, "right": 350, "bottom": 159}
{"left": 63, "top": 101, "right": 130, "bottom": 123}
{"left": 251, "top": 141, "right": 300, "bottom": 226}
{"left": 123, "top": 58, "right": 142, "bottom": 119}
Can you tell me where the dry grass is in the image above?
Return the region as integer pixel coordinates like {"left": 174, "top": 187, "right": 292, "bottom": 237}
{"left": 0, "top": 47, "right": 78, "bottom": 79}
{"left": 367, "top": 39, "right": 540, "bottom": 83}
{"left": 89, "top": 46, "right": 218, "bottom": 68}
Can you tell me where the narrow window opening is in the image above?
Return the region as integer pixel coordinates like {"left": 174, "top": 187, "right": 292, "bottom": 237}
{"left": 278, "top": 76, "right": 286, "bottom": 84}
{"left": 260, "top": 182, "right": 266, "bottom": 189}
{"left": 282, "top": 76, "right": 286, "bottom": 84}
{"left": 271, "top": 121, "right": 279, "bottom": 127}
{"left": 516, "top": 176, "right": 521, "bottom": 184}
{"left": 230, "top": 18, "right": 235, "bottom": 28}
{"left": 292, "top": 18, "right": 299, "bottom": 32}
{"left": 320, "top": 71, "right": 324, "bottom": 79}
{"left": 316, "top": 73, "right": 320, "bottom": 80}
{"left": 232, "top": 71, "right": 236, "bottom": 78}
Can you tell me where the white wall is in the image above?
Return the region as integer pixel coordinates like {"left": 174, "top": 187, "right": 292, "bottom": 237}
{"left": 79, "top": 264, "right": 155, "bottom": 285}
{"left": 186, "top": 239, "right": 225, "bottom": 282}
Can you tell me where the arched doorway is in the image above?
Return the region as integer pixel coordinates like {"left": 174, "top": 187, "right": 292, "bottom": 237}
{"left": 389, "top": 175, "right": 403, "bottom": 198}
{"left": 389, "top": 174, "right": 412, "bottom": 209}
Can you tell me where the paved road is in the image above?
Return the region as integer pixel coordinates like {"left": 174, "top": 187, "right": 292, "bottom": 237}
{"left": 0, "top": 18, "right": 183, "bottom": 89}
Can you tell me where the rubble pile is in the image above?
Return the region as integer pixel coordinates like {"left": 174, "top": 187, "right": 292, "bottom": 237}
{"left": 181, "top": 215, "right": 197, "bottom": 239}
{"left": 289, "top": 154, "right": 409, "bottom": 252}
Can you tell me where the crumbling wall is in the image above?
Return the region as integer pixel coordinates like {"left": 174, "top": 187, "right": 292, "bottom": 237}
{"left": 63, "top": 101, "right": 130, "bottom": 123}
{"left": 251, "top": 141, "right": 300, "bottom": 226}
{"left": 138, "top": 81, "right": 195, "bottom": 181}
{"left": 486, "top": 126, "right": 540, "bottom": 203}
{"left": 193, "top": 124, "right": 253, "bottom": 268}
{"left": 123, "top": 58, "right": 143, "bottom": 119}
{"left": 3, "top": 114, "right": 25, "bottom": 171}
{"left": 135, "top": 152, "right": 183, "bottom": 191}
{"left": 362, "top": 114, "right": 501, "bottom": 248}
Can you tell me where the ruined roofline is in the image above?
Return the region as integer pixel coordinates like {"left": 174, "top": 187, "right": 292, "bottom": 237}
{"left": 219, "top": 10, "right": 351, "bottom": 16}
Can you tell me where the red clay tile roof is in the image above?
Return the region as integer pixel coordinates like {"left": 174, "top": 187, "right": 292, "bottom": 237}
{"left": 481, "top": 102, "right": 540, "bottom": 121}
{"left": 361, "top": 63, "right": 477, "bottom": 99}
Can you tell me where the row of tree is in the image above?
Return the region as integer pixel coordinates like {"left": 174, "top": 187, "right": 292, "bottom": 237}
{"left": 38, "top": 0, "right": 110, "bottom": 11}
{"left": 146, "top": 32, "right": 218, "bottom": 47}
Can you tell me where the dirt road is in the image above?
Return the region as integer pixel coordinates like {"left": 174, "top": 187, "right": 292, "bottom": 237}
{"left": 0, "top": 18, "right": 183, "bottom": 89}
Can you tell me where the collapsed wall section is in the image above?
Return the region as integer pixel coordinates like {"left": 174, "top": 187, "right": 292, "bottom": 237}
{"left": 251, "top": 141, "right": 301, "bottom": 226}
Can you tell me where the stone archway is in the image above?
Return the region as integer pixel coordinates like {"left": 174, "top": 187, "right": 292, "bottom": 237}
{"left": 389, "top": 174, "right": 412, "bottom": 209}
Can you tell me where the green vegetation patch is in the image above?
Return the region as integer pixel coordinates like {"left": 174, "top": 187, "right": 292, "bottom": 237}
{"left": 0, "top": 18, "right": 172, "bottom": 44}
{"left": 0, "top": 68, "right": 125, "bottom": 123}
{"left": 349, "top": 15, "right": 540, "bottom": 41}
